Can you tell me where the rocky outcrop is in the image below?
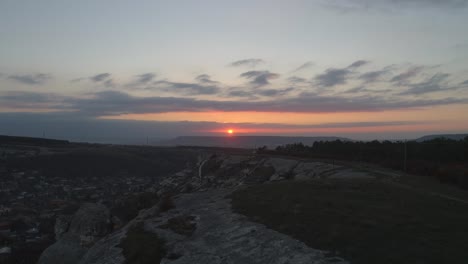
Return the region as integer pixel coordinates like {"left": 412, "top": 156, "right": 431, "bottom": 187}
{"left": 38, "top": 203, "right": 113, "bottom": 264}
{"left": 42, "top": 154, "right": 377, "bottom": 264}
{"left": 80, "top": 189, "right": 348, "bottom": 264}
{"left": 156, "top": 154, "right": 377, "bottom": 196}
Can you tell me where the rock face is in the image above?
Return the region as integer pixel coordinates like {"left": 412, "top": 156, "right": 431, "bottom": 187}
{"left": 38, "top": 203, "right": 112, "bottom": 264}
{"left": 55, "top": 215, "right": 72, "bottom": 240}
{"left": 68, "top": 203, "right": 112, "bottom": 246}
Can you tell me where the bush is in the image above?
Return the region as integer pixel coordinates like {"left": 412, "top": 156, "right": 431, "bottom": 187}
{"left": 118, "top": 222, "right": 166, "bottom": 264}
{"left": 158, "top": 195, "right": 175, "bottom": 212}
{"left": 111, "top": 192, "right": 159, "bottom": 224}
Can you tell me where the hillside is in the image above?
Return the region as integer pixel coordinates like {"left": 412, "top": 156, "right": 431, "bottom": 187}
{"left": 415, "top": 133, "right": 468, "bottom": 142}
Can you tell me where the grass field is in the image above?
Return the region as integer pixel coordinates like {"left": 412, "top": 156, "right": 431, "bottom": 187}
{"left": 231, "top": 179, "right": 468, "bottom": 264}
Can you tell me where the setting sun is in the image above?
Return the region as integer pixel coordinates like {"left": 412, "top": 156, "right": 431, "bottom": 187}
{"left": 227, "top": 129, "right": 233, "bottom": 134}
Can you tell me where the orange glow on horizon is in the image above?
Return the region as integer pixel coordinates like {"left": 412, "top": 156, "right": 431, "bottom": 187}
{"left": 227, "top": 129, "right": 234, "bottom": 134}
{"left": 96, "top": 104, "right": 468, "bottom": 135}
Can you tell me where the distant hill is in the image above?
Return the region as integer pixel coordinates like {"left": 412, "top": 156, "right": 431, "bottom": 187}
{"left": 0, "top": 135, "right": 69, "bottom": 146}
{"left": 415, "top": 134, "right": 468, "bottom": 142}
{"left": 158, "top": 136, "right": 350, "bottom": 149}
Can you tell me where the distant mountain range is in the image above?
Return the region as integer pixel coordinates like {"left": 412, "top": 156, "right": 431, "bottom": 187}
{"left": 415, "top": 134, "right": 468, "bottom": 142}
{"left": 157, "top": 136, "right": 351, "bottom": 149}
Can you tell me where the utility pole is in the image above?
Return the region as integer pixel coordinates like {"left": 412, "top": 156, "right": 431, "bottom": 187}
{"left": 403, "top": 140, "right": 407, "bottom": 173}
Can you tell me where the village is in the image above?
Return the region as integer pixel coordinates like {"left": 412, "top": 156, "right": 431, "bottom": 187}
{"left": 0, "top": 147, "right": 159, "bottom": 263}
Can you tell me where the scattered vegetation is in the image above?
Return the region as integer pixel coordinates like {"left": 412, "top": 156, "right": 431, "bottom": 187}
{"left": 111, "top": 192, "right": 159, "bottom": 224}
{"left": 231, "top": 180, "right": 468, "bottom": 264}
{"left": 263, "top": 137, "right": 468, "bottom": 189}
{"left": 158, "top": 194, "right": 175, "bottom": 212}
{"left": 118, "top": 222, "right": 166, "bottom": 264}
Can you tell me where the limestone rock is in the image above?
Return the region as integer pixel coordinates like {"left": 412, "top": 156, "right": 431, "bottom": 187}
{"left": 38, "top": 203, "right": 113, "bottom": 264}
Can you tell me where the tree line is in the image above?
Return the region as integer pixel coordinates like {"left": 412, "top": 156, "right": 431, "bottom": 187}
{"left": 260, "top": 137, "right": 468, "bottom": 189}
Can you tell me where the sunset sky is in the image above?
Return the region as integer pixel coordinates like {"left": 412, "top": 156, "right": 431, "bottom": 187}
{"left": 1, "top": 0, "right": 468, "bottom": 141}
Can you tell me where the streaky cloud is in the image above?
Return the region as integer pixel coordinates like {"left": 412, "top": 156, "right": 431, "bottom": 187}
{"left": 314, "top": 68, "right": 351, "bottom": 87}
{"left": 292, "top": 62, "right": 314, "bottom": 73}
{"left": 398, "top": 73, "right": 460, "bottom": 95}
{"left": 195, "top": 74, "right": 218, "bottom": 84}
{"left": 348, "top": 60, "right": 369, "bottom": 69}
{"left": 2, "top": 90, "right": 466, "bottom": 116}
{"left": 152, "top": 80, "right": 220, "bottom": 95}
{"left": 240, "top": 71, "right": 280, "bottom": 87}
{"left": 135, "top": 73, "right": 156, "bottom": 84}
{"left": 229, "top": 58, "right": 264, "bottom": 68}
{"left": 7, "top": 73, "right": 52, "bottom": 85}
{"left": 390, "top": 66, "right": 425, "bottom": 84}
{"left": 323, "top": 0, "right": 468, "bottom": 13}
{"left": 358, "top": 69, "right": 388, "bottom": 83}
{"left": 288, "top": 76, "right": 309, "bottom": 84}
{"left": 90, "top": 73, "right": 111, "bottom": 82}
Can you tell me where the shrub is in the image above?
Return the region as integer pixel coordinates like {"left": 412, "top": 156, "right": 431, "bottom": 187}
{"left": 158, "top": 195, "right": 175, "bottom": 212}
{"left": 118, "top": 222, "right": 166, "bottom": 264}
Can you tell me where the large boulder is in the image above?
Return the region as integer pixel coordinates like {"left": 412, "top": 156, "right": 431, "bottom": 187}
{"left": 38, "top": 203, "right": 112, "bottom": 264}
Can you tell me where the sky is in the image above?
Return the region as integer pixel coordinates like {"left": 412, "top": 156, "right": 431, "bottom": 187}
{"left": 1, "top": 0, "right": 468, "bottom": 142}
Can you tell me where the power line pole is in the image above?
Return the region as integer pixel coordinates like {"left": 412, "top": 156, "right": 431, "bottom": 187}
{"left": 403, "top": 140, "right": 407, "bottom": 173}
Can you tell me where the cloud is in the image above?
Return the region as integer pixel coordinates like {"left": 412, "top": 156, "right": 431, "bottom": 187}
{"left": 152, "top": 80, "right": 220, "bottom": 95}
{"left": 240, "top": 71, "right": 280, "bottom": 87}
{"left": 7, "top": 73, "right": 52, "bottom": 85}
{"left": 287, "top": 76, "right": 309, "bottom": 84}
{"left": 347, "top": 60, "right": 369, "bottom": 69}
{"left": 134, "top": 73, "right": 156, "bottom": 84}
{"left": 229, "top": 58, "right": 264, "bottom": 68}
{"left": 1, "top": 90, "right": 467, "bottom": 118}
{"left": 256, "top": 88, "right": 295, "bottom": 97}
{"left": 461, "top": 79, "right": 468, "bottom": 86}
{"left": 50, "top": 91, "right": 468, "bottom": 115}
{"left": 86, "top": 73, "right": 116, "bottom": 87}
{"left": 195, "top": 74, "right": 218, "bottom": 84}
{"left": 228, "top": 90, "right": 258, "bottom": 99}
{"left": 358, "top": 70, "right": 388, "bottom": 83}
{"left": 323, "top": 0, "right": 468, "bottom": 12}
{"left": 343, "top": 86, "right": 367, "bottom": 93}
{"left": 0, "top": 91, "right": 69, "bottom": 110}
{"left": 398, "top": 73, "right": 460, "bottom": 95}
{"left": 343, "top": 86, "right": 392, "bottom": 94}
{"left": 227, "top": 87, "right": 294, "bottom": 98}
{"left": 390, "top": 66, "right": 424, "bottom": 84}
{"left": 90, "top": 73, "right": 111, "bottom": 82}
{"left": 313, "top": 60, "right": 368, "bottom": 87}
{"left": 314, "top": 68, "right": 351, "bottom": 87}
{"left": 292, "top": 62, "right": 314, "bottom": 73}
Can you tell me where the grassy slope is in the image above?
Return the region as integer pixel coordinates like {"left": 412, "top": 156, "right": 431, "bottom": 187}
{"left": 231, "top": 179, "right": 468, "bottom": 264}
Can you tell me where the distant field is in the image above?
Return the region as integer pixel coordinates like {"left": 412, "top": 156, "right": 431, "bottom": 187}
{"left": 231, "top": 179, "right": 468, "bottom": 264}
